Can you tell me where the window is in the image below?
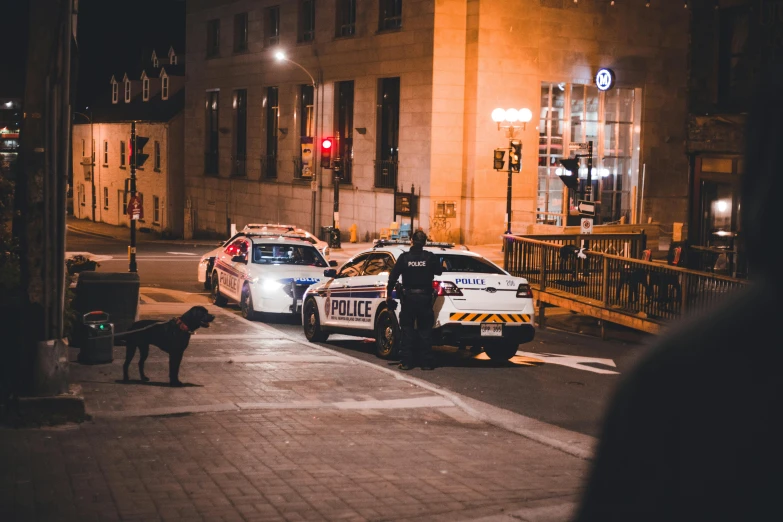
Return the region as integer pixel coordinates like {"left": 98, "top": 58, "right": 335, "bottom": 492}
{"left": 718, "top": 6, "right": 751, "bottom": 108}
{"left": 103, "top": 187, "right": 109, "bottom": 209}
{"left": 375, "top": 77, "right": 400, "bottom": 188}
{"left": 265, "top": 6, "right": 280, "bottom": 47}
{"left": 336, "top": 0, "right": 356, "bottom": 37}
{"left": 379, "top": 0, "right": 402, "bottom": 31}
{"left": 337, "top": 253, "right": 369, "bottom": 277}
{"left": 538, "top": 81, "right": 640, "bottom": 224}
{"left": 152, "top": 55, "right": 159, "bottom": 68}
{"left": 233, "top": 89, "right": 247, "bottom": 176}
{"left": 120, "top": 140, "right": 126, "bottom": 167}
{"left": 207, "top": 19, "right": 220, "bottom": 57}
{"left": 362, "top": 253, "right": 395, "bottom": 275}
{"left": 112, "top": 82, "right": 118, "bottom": 104}
{"left": 103, "top": 141, "right": 108, "bottom": 165}
{"left": 122, "top": 190, "right": 128, "bottom": 214}
{"left": 205, "top": 91, "right": 220, "bottom": 175}
{"left": 78, "top": 185, "right": 85, "bottom": 206}
{"left": 124, "top": 81, "right": 131, "bottom": 102}
{"left": 153, "top": 196, "right": 160, "bottom": 224}
{"left": 437, "top": 254, "right": 505, "bottom": 275}
{"left": 154, "top": 141, "right": 161, "bottom": 171}
{"left": 335, "top": 80, "right": 354, "bottom": 183}
{"left": 297, "top": 84, "right": 314, "bottom": 179}
{"left": 299, "top": 0, "right": 315, "bottom": 42}
{"left": 234, "top": 12, "right": 248, "bottom": 52}
{"left": 162, "top": 76, "right": 169, "bottom": 100}
{"left": 264, "top": 86, "right": 279, "bottom": 179}
{"left": 251, "top": 244, "right": 326, "bottom": 267}
{"left": 142, "top": 78, "right": 149, "bottom": 101}
{"left": 170, "top": 54, "right": 177, "bottom": 65}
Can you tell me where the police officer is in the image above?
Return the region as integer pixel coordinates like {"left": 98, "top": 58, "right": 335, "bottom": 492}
{"left": 386, "top": 229, "right": 443, "bottom": 370}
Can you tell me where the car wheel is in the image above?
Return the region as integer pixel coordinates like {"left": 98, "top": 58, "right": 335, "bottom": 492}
{"left": 210, "top": 273, "right": 227, "bottom": 306}
{"left": 203, "top": 260, "right": 214, "bottom": 290}
{"left": 240, "top": 284, "right": 257, "bottom": 321}
{"left": 374, "top": 307, "right": 400, "bottom": 360}
{"left": 484, "top": 342, "right": 519, "bottom": 361}
{"left": 303, "top": 298, "right": 329, "bottom": 342}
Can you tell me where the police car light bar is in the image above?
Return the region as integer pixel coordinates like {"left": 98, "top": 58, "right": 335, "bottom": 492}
{"left": 372, "top": 239, "right": 455, "bottom": 249}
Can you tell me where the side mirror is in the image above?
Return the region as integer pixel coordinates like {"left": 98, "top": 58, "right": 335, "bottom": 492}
{"left": 231, "top": 255, "right": 247, "bottom": 263}
{"left": 329, "top": 260, "right": 338, "bottom": 267}
{"left": 323, "top": 268, "right": 338, "bottom": 278}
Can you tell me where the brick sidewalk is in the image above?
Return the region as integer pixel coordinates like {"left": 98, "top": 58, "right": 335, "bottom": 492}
{"left": 1, "top": 302, "right": 589, "bottom": 522}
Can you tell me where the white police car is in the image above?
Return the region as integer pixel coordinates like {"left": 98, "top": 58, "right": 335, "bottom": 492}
{"left": 301, "top": 240, "right": 535, "bottom": 361}
{"left": 209, "top": 233, "right": 337, "bottom": 320}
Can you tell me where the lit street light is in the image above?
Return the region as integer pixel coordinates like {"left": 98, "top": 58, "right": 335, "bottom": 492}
{"left": 492, "top": 106, "right": 532, "bottom": 234}
{"left": 274, "top": 51, "right": 321, "bottom": 236}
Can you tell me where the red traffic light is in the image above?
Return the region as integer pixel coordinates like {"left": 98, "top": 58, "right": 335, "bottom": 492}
{"left": 322, "top": 138, "right": 332, "bottom": 149}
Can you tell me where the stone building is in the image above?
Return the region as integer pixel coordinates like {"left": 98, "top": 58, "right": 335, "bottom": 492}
{"left": 72, "top": 47, "right": 186, "bottom": 237}
{"left": 184, "top": 0, "right": 690, "bottom": 244}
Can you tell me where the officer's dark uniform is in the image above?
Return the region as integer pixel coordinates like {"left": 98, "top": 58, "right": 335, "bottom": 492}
{"left": 386, "top": 235, "right": 443, "bottom": 369}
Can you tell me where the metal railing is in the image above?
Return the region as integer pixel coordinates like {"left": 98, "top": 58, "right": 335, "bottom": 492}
{"left": 519, "top": 232, "right": 647, "bottom": 259}
{"left": 261, "top": 154, "right": 277, "bottom": 179}
{"left": 374, "top": 159, "right": 398, "bottom": 189}
{"left": 504, "top": 235, "right": 748, "bottom": 326}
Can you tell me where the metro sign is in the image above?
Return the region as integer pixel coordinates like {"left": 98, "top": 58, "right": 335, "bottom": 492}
{"left": 595, "top": 68, "right": 615, "bottom": 91}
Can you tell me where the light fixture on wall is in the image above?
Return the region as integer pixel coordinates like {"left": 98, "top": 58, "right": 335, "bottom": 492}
{"left": 645, "top": 0, "right": 650, "bottom": 6}
{"left": 355, "top": 127, "right": 366, "bottom": 134}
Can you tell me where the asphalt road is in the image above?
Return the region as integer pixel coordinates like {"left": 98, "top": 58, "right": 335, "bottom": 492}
{"left": 68, "top": 228, "right": 650, "bottom": 437}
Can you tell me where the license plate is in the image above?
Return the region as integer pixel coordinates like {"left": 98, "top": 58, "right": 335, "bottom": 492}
{"left": 481, "top": 323, "right": 502, "bottom": 337}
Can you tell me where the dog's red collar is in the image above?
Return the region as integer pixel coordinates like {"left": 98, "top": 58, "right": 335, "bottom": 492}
{"left": 175, "top": 317, "right": 192, "bottom": 333}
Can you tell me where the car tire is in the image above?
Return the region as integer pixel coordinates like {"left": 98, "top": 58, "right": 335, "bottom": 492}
{"left": 484, "top": 342, "right": 519, "bottom": 361}
{"left": 203, "top": 260, "right": 214, "bottom": 290}
{"left": 210, "top": 273, "right": 227, "bottom": 307}
{"left": 303, "top": 298, "right": 329, "bottom": 342}
{"left": 240, "top": 284, "right": 257, "bottom": 321}
{"left": 374, "top": 307, "right": 400, "bottom": 360}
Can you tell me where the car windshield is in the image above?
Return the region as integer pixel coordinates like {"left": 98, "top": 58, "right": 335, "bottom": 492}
{"left": 437, "top": 254, "right": 505, "bottom": 274}
{"left": 252, "top": 243, "right": 327, "bottom": 267}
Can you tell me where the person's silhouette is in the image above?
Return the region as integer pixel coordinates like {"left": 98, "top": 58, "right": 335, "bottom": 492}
{"left": 574, "top": 69, "right": 783, "bottom": 521}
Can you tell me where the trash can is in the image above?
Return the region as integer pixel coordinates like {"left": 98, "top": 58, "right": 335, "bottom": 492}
{"left": 78, "top": 311, "right": 114, "bottom": 364}
{"left": 73, "top": 272, "right": 140, "bottom": 347}
{"left": 320, "top": 225, "right": 333, "bottom": 243}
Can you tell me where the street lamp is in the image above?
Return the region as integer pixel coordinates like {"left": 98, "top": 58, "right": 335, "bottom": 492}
{"left": 492, "top": 106, "right": 532, "bottom": 234}
{"left": 273, "top": 51, "right": 321, "bottom": 236}
{"left": 73, "top": 109, "right": 95, "bottom": 221}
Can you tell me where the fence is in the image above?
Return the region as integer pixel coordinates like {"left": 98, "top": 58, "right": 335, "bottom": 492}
{"left": 374, "top": 159, "right": 398, "bottom": 189}
{"left": 504, "top": 234, "right": 748, "bottom": 330}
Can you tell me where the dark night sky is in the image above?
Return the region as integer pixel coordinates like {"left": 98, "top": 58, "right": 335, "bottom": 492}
{"left": 0, "top": 0, "right": 185, "bottom": 106}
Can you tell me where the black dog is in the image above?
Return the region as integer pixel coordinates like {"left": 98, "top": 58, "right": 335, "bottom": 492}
{"left": 121, "top": 305, "right": 215, "bottom": 386}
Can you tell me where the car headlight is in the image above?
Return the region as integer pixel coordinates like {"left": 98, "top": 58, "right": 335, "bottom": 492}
{"left": 260, "top": 279, "right": 283, "bottom": 293}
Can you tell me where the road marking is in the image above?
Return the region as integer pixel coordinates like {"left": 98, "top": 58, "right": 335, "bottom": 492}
{"left": 167, "top": 252, "right": 199, "bottom": 256}
{"left": 515, "top": 351, "right": 619, "bottom": 375}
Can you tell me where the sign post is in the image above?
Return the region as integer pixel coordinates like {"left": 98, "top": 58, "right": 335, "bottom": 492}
{"left": 129, "top": 122, "right": 138, "bottom": 273}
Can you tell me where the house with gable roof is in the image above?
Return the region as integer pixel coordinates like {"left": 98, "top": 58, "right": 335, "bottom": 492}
{"left": 72, "top": 46, "right": 186, "bottom": 237}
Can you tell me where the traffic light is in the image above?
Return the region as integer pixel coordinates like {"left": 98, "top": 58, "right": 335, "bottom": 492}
{"left": 132, "top": 135, "right": 150, "bottom": 168}
{"left": 493, "top": 149, "right": 505, "bottom": 170}
{"left": 558, "top": 158, "right": 581, "bottom": 190}
{"left": 321, "top": 137, "right": 333, "bottom": 169}
{"left": 509, "top": 140, "right": 521, "bottom": 172}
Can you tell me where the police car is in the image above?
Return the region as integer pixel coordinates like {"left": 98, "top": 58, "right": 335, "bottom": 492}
{"left": 243, "top": 223, "right": 330, "bottom": 260}
{"left": 301, "top": 240, "right": 535, "bottom": 361}
{"left": 208, "top": 233, "right": 337, "bottom": 320}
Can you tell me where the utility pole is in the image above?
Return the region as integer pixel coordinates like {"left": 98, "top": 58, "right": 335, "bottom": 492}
{"left": 129, "top": 121, "right": 137, "bottom": 273}
{"left": 506, "top": 140, "right": 513, "bottom": 235}
{"left": 586, "top": 140, "right": 594, "bottom": 202}
{"left": 332, "top": 132, "right": 341, "bottom": 249}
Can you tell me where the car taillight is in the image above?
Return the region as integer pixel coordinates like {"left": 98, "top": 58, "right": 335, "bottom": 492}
{"left": 516, "top": 283, "right": 531, "bottom": 298}
{"left": 432, "top": 281, "right": 463, "bottom": 296}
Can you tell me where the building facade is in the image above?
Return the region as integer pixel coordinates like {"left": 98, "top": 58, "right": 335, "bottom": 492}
{"left": 72, "top": 47, "right": 186, "bottom": 237}
{"left": 184, "top": 0, "right": 690, "bottom": 244}
{"left": 687, "top": 0, "right": 779, "bottom": 262}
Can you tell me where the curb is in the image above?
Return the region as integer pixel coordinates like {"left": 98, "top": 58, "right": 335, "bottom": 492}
{"left": 1, "top": 384, "right": 90, "bottom": 428}
{"left": 66, "top": 224, "right": 220, "bottom": 247}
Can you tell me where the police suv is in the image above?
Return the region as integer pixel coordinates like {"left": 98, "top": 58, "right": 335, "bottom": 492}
{"left": 301, "top": 240, "right": 535, "bottom": 361}
{"left": 209, "top": 233, "right": 337, "bottom": 319}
